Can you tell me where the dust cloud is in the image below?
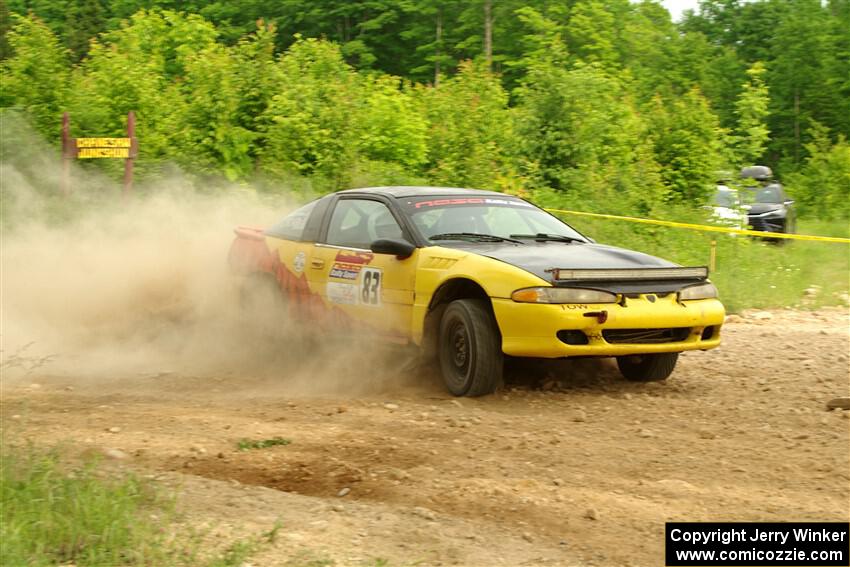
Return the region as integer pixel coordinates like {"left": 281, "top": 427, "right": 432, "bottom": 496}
{"left": 0, "top": 114, "right": 421, "bottom": 397}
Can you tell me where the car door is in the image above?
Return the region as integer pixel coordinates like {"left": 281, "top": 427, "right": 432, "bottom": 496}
{"left": 263, "top": 197, "right": 331, "bottom": 320}
{"left": 311, "top": 196, "right": 419, "bottom": 341}
{"left": 779, "top": 185, "right": 796, "bottom": 232}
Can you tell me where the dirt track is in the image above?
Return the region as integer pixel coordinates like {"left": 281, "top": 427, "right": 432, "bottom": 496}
{"left": 2, "top": 308, "right": 849, "bottom": 566}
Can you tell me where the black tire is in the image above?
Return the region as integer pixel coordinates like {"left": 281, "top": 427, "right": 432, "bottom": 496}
{"left": 438, "top": 299, "right": 503, "bottom": 397}
{"left": 616, "top": 352, "right": 679, "bottom": 382}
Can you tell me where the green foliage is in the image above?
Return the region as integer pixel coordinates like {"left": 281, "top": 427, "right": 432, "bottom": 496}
{"left": 0, "top": 1, "right": 847, "bottom": 217}
{"left": 177, "top": 43, "right": 256, "bottom": 179}
{"left": 1, "top": 14, "right": 69, "bottom": 132}
{"left": 0, "top": 443, "right": 175, "bottom": 566}
{"left": 0, "top": 1, "right": 12, "bottom": 59}
{"left": 515, "top": 57, "right": 664, "bottom": 211}
{"left": 684, "top": 0, "right": 850, "bottom": 172}
{"left": 785, "top": 123, "right": 850, "bottom": 219}
{"left": 646, "top": 88, "right": 725, "bottom": 203}
{"left": 65, "top": 0, "right": 105, "bottom": 60}
{"left": 419, "top": 61, "right": 515, "bottom": 190}
{"left": 0, "top": 441, "right": 286, "bottom": 566}
{"left": 260, "top": 37, "right": 361, "bottom": 189}
{"left": 766, "top": 0, "right": 848, "bottom": 167}
{"left": 732, "top": 62, "right": 771, "bottom": 166}
{"left": 358, "top": 75, "right": 428, "bottom": 170}
{"left": 566, "top": 1, "right": 620, "bottom": 68}
{"left": 509, "top": 5, "right": 569, "bottom": 76}
{"left": 63, "top": 10, "right": 220, "bottom": 175}
{"left": 173, "top": 21, "right": 278, "bottom": 180}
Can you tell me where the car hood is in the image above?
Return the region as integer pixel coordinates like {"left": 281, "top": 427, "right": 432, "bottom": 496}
{"left": 712, "top": 206, "right": 744, "bottom": 221}
{"left": 746, "top": 203, "right": 783, "bottom": 215}
{"left": 446, "top": 241, "right": 704, "bottom": 293}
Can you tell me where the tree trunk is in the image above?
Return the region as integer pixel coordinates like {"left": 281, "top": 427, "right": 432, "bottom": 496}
{"left": 484, "top": 0, "right": 493, "bottom": 70}
{"left": 793, "top": 89, "right": 800, "bottom": 165}
{"left": 435, "top": 9, "right": 442, "bottom": 87}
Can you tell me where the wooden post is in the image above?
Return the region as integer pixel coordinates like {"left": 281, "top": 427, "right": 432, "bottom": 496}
{"left": 709, "top": 239, "right": 717, "bottom": 273}
{"left": 61, "top": 112, "right": 71, "bottom": 197}
{"left": 123, "top": 111, "right": 135, "bottom": 198}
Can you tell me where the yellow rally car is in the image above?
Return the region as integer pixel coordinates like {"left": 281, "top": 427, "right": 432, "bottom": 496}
{"left": 228, "top": 187, "right": 725, "bottom": 396}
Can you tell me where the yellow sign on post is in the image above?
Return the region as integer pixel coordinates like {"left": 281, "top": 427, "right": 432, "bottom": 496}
{"left": 61, "top": 112, "right": 139, "bottom": 197}
{"left": 74, "top": 137, "right": 134, "bottom": 159}
{"left": 76, "top": 137, "right": 132, "bottom": 148}
{"left": 77, "top": 147, "right": 130, "bottom": 158}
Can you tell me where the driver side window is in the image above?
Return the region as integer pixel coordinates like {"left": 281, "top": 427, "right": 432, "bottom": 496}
{"left": 326, "top": 199, "right": 403, "bottom": 249}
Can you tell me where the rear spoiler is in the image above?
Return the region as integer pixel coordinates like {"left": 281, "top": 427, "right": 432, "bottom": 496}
{"left": 233, "top": 226, "right": 266, "bottom": 241}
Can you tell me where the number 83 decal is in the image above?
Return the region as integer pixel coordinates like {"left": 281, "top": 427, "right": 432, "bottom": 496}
{"left": 360, "top": 267, "right": 382, "bottom": 306}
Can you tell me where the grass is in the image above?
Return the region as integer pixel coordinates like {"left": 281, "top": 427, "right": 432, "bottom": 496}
{"left": 0, "top": 443, "right": 177, "bottom": 566}
{"left": 0, "top": 443, "right": 282, "bottom": 566}
{"left": 236, "top": 437, "right": 292, "bottom": 451}
{"left": 205, "top": 519, "right": 284, "bottom": 567}
{"left": 282, "top": 552, "right": 394, "bottom": 567}
{"left": 558, "top": 213, "right": 850, "bottom": 313}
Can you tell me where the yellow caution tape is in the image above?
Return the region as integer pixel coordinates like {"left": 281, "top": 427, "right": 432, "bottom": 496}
{"left": 544, "top": 208, "right": 850, "bottom": 243}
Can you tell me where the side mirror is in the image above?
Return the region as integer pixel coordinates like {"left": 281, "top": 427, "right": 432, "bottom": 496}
{"left": 784, "top": 199, "right": 795, "bottom": 206}
{"left": 370, "top": 238, "right": 416, "bottom": 259}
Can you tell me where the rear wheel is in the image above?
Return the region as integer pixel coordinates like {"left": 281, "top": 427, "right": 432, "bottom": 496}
{"left": 438, "top": 299, "right": 503, "bottom": 397}
{"left": 237, "top": 274, "right": 288, "bottom": 328}
{"left": 616, "top": 352, "right": 678, "bottom": 382}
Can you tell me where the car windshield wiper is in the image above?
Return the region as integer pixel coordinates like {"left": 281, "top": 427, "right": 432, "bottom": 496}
{"left": 430, "top": 232, "right": 523, "bottom": 244}
{"left": 509, "top": 233, "right": 584, "bottom": 243}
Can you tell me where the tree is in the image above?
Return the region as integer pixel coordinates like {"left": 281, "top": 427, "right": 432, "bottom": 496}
{"left": 171, "top": 21, "right": 278, "bottom": 179}
{"left": 514, "top": 39, "right": 665, "bottom": 211}
{"left": 259, "top": 37, "right": 362, "bottom": 189}
{"left": 65, "top": 0, "right": 105, "bottom": 60}
{"left": 0, "top": 0, "right": 12, "bottom": 60}
{"left": 358, "top": 75, "right": 428, "bottom": 170}
{"left": 785, "top": 122, "right": 850, "bottom": 219}
{"left": 507, "top": 5, "right": 569, "bottom": 80}
{"left": 646, "top": 87, "right": 725, "bottom": 203}
{"left": 401, "top": 0, "right": 460, "bottom": 85}
{"left": 65, "top": 10, "right": 217, "bottom": 170}
{"left": 768, "top": 0, "right": 846, "bottom": 167}
{"left": 1, "top": 13, "right": 69, "bottom": 135}
{"left": 419, "top": 61, "right": 515, "bottom": 189}
{"left": 566, "top": 0, "right": 620, "bottom": 69}
{"left": 732, "top": 61, "right": 770, "bottom": 166}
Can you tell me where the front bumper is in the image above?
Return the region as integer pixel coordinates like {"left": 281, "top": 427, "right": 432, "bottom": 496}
{"left": 492, "top": 295, "right": 725, "bottom": 358}
{"left": 748, "top": 214, "right": 786, "bottom": 233}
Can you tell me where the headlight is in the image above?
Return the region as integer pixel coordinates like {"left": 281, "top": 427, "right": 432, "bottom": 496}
{"left": 679, "top": 282, "right": 718, "bottom": 300}
{"left": 512, "top": 287, "right": 617, "bottom": 304}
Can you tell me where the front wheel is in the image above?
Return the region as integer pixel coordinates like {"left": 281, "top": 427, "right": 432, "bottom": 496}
{"left": 438, "top": 299, "right": 503, "bottom": 397}
{"left": 616, "top": 352, "right": 679, "bottom": 382}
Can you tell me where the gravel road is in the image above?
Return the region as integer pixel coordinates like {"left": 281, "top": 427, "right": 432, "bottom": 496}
{"left": 2, "top": 308, "right": 848, "bottom": 566}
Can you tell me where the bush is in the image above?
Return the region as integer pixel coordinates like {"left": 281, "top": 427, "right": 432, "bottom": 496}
{"left": 785, "top": 124, "right": 850, "bottom": 220}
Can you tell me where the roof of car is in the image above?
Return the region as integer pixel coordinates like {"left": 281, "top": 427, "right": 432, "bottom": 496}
{"left": 337, "top": 186, "right": 510, "bottom": 199}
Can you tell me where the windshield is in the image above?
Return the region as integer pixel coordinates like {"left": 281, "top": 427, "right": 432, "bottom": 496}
{"left": 713, "top": 186, "right": 739, "bottom": 208}
{"left": 742, "top": 184, "right": 784, "bottom": 205}
{"left": 400, "top": 196, "right": 587, "bottom": 243}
